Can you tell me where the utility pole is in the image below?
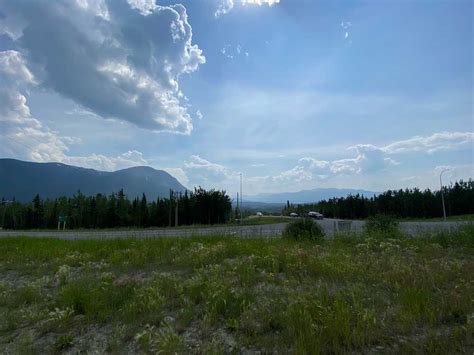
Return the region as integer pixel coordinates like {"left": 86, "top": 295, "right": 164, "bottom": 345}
{"left": 236, "top": 192, "right": 240, "bottom": 221}
{"left": 240, "top": 173, "right": 243, "bottom": 218}
{"left": 440, "top": 169, "right": 449, "bottom": 222}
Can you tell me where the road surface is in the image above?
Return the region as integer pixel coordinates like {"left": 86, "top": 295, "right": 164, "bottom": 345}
{"left": 0, "top": 219, "right": 469, "bottom": 239}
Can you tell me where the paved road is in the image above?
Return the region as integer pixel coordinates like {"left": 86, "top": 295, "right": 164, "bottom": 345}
{"left": 316, "top": 218, "right": 469, "bottom": 236}
{"left": 0, "top": 223, "right": 288, "bottom": 239}
{"left": 0, "top": 219, "right": 469, "bottom": 239}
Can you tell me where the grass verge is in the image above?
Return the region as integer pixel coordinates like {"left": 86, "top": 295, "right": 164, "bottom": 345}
{"left": 0, "top": 226, "right": 472, "bottom": 353}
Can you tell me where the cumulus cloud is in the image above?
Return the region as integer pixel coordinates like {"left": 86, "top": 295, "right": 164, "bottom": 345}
{"left": 0, "top": 0, "right": 205, "bottom": 133}
{"left": 271, "top": 131, "right": 472, "bottom": 186}
{"left": 163, "top": 167, "right": 189, "bottom": 186}
{"left": 156, "top": 130, "right": 473, "bottom": 193}
{"left": 215, "top": 0, "right": 280, "bottom": 17}
{"left": 0, "top": 50, "right": 149, "bottom": 171}
{"left": 126, "top": 0, "right": 157, "bottom": 15}
{"left": 184, "top": 155, "right": 232, "bottom": 181}
{"left": 163, "top": 155, "right": 239, "bottom": 190}
{"left": 382, "top": 132, "right": 474, "bottom": 154}
{"left": 0, "top": 50, "right": 70, "bottom": 162}
{"left": 273, "top": 145, "right": 396, "bottom": 183}
{"left": 64, "top": 150, "right": 149, "bottom": 171}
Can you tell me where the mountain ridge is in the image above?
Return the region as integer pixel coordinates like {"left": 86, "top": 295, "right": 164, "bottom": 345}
{"left": 0, "top": 158, "right": 187, "bottom": 202}
{"left": 246, "top": 187, "right": 379, "bottom": 204}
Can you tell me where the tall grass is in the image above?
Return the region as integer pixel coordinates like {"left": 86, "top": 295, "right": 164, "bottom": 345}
{"left": 0, "top": 226, "right": 472, "bottom": 353}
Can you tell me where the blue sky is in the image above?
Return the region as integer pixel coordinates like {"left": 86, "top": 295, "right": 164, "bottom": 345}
{"left": 0, "top": 0, "right": 472, "bottom": 195}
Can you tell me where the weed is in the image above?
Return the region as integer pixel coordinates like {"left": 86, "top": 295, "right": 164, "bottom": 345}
{"left": 283, "top": 218, "right": 325, "bottom": 241}
{"left": 54, "top": 334, "right": 74, "bottom": 351}
{"left": 365, "top": 214, "right": 400, "bottom": 235}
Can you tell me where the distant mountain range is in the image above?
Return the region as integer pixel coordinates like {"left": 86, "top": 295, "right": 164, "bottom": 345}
{"left": 246, "top": 188, "right": 379, "bottom": 204}
{"left": 233, "top": 201, "right": 285, "bottom": 213}
{"left": 1, "top": 159, "right": 378, "bottom": 206}
{"left": 0, "top": 159, "right": 186, "bottom": 202}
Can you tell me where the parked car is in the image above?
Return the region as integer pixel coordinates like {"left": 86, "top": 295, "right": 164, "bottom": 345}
{"left": 308, "top": 211, "right": 324, "bottom": 220}
{"left": 256, "top": 212, "right": 263, "bottom": 217}
{"left": 289, "top": 212, "right": 299, "bottom": 217}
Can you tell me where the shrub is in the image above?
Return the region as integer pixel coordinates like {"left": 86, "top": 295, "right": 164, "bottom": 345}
{"left": 365, "top": 214, "right": 399, "bottom": 234}
{"left": 283, "top": 218, "right": 325, "bottom": 241}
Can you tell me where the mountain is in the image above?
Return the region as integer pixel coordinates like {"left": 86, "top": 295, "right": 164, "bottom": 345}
{"left": 0, "top": 159, "right": 187, "bottom": 202}
{"left": 246, "top": 188, "right": 379, "bottom": 204}
{"left": 232, "top": 201, "right": 285, "bottom": 213}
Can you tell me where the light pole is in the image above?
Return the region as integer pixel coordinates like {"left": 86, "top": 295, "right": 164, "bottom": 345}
{"left": 439, "top": 169, "right": 449, "bottom": 222}
{"left": 240, "top": 173, "right": 243, "bottom": 219}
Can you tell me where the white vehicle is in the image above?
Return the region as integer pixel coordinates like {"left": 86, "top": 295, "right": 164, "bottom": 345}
{"left": 256, "top": 212, "right": 263, "bottom": 217}
{"left": 289, "top": 212, "right": 299, "bottom": 217}
{"left": 308, "top": 211, "right": 324, "bottom": 220}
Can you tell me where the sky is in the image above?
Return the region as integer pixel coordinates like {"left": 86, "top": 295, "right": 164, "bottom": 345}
{"left": 0, "top": 0, "right": 472, "bottom": 196}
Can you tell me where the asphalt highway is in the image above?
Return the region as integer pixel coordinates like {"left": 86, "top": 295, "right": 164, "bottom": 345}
{"left": 0, "top": 219, "right": 469, "bottom": 239}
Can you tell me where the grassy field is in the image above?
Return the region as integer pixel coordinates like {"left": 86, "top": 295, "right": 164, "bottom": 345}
{"left": 396, "top": 214, "right": 474, "bottom": 222}
{"left": 0, "top": 227, "right": 473, "bottom": 353}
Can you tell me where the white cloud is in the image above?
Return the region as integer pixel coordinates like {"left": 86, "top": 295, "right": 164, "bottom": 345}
{"left": 0, "top": 50, "right": 149, "bottom": 172}
{"left": 196, "top": 110, "right": 203, "bottom": 120}
{"left": 0, "top": 50, "right": 35, "bottom": 86}
{"left": 215, "top": 0, "right": 280, "bottom": 17}
{"left": 163, "top": 167, "right": 189, "bottom": 186}
{"left": 220, "top": 43, "right": 249, "bottom": 59}
{"left": 241, "top": 0, "right": 280, "bottom": 6}
{"left": 0, "top": 0, "right": 205, "bottom": 133}
{"left": 340, "top": 21, "right": 352, "bottom": 44}
{"left": 382, "top": 132, "right": 474, "bottom": 154}
{"left": 64, "top": 151, "right": 148, "bottom": 171}
{"left": 184, "top": 155, "right": 231, "bottom": 180}
{"left": 126, "top": 0, "right": 157, "bottom": 15}
{"left": 164, "top": 155, "right": 238, "bottom": 190}
{"left": 221, "top": 45, "right": 234, "bottom": 59}
{"left": 264, "top": 132, "right": 472, "bottom": 191}
{"left": 274, "top": 145, "right": 395, "bottom": 183}
{"left": 215, "top": 0, "right": 234, "bottom": 17}
{"left": 166, "top": 128, "right": 473, "bottom": 194}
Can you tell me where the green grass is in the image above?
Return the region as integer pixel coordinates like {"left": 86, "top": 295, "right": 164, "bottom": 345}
{"left": 395, "top": 214, "right": 474, "bottom": 222}
{"left": 0, "top": 226, "right": 473, "bottom": 353}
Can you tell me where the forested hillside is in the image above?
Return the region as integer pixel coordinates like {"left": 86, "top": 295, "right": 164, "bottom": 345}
{"left": 0, "top": 188, "right": 231, "bottom": 229}
{"left": 0, "top": 159, "right": 186, "bottom": 202}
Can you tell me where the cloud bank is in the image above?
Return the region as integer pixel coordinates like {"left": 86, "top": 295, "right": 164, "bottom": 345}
{"left": 170, "top": 131, "right": 473, "bottom": 193}
{"left": 0, "top": 50, "right": 150, "bottom": 171}
{"left": 0, "top": 0, "right": 205, "bottom": 133}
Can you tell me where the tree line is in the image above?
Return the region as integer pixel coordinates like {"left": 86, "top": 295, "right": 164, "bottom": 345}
{"left": 0, "top": 187, "right": 232, "bottom": 230}
{"left": 283, "top": 179, "right": 474, "bottom": 219}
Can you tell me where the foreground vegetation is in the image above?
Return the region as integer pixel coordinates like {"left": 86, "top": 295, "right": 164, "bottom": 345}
{"left": 0, "top": 227, "right": 473, "bottom": 353}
